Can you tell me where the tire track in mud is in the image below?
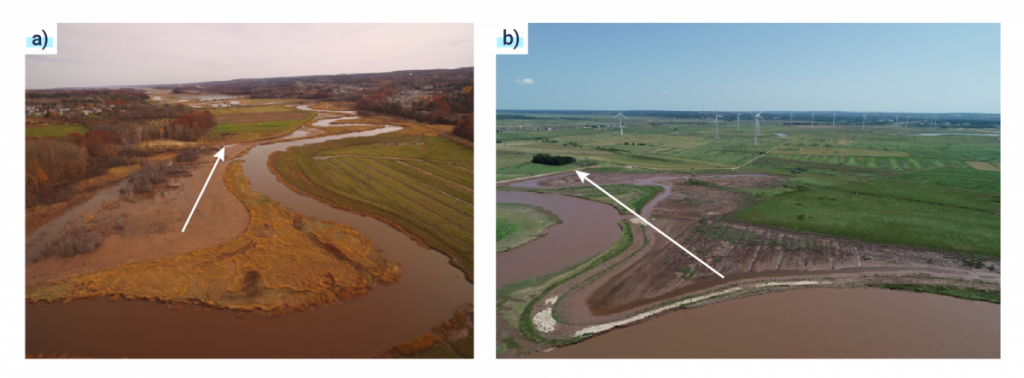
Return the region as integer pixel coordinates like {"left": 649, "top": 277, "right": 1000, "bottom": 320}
{"left": 718, "top": 225, "right": 750, "bottom": 272}
{"left": 776, "top": 233, "right": 787, "bottom": 270}
{"left": 747, "top": 230, "right": 769, "bottom": 272}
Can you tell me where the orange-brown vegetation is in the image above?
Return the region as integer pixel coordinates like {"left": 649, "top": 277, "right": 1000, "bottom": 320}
{"left": 26, "top": 162, "right": 400, "bottom": 313}
{"left": 380, "top": 303, "right": 474, "bottom": 358}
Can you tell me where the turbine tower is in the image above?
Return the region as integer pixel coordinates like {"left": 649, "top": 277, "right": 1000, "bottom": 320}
{"left": 737, "top": 113, "right": 741, "bottom": 131}
{"left": 832, "top": 114, "right": 836, "bottom": 127}
{"left": 811, "top": 112, "right": 816, "bottom": 130}
{"left": 750, "top": 111, "right": 763, "bottom": 145}
{"left": 862, "top": 114, "right": 867, "bottom": 130}
{"left": 713, "top": 114, "right": 722, "bottom": 139}
{"left": 614, "top": 111, "right": 628, "bottom": 135}
{"left": 905, "top": 116, "right": 911, "bottom": 134}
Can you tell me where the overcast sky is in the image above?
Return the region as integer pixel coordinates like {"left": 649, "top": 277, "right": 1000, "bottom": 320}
{"left": 498, "top": 24, "right": 1000, "bottom": 113}
{"left": 27, "top": 24, "right": 473, "bottom": 89}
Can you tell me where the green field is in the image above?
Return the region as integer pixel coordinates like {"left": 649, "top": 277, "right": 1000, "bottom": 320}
{"left": 212, "top": 120, "right": 297, "bottom": 134}
{"left": 273, "top": 132, "right": 474, "bottom": 277}
{"left": 497, "top": 203, "right": 562, "bottom": 252}
{"left": 209, "top": 105, "right": 316, "bottom": 141}
{"left": 26, "top": 124, "right": 88, "bottom": 138}
{"left": 498, "top": 184, "right": 663, "bottom": 215}
{"left": 496, "top": 111, "right": 1000, "bottom": 258}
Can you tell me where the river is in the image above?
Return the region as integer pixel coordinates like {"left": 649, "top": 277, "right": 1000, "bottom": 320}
{"left": 533, "top": 288, "right": 999, "bottom": 358}
{"left": 26, "top": 110, "right": 472, "bottom": 357}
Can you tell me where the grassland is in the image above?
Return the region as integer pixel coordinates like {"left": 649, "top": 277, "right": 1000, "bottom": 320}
{"left": 497, "top": 203, "right": 562, "bottom": 252}
{"left": 212, "top": 120, "right": 300, "bottom": 134}
{"left": 26, "top": 124, "right": 88, "bottom": 138}
{"left": 496, "top": 112, "right": 999, "bottom": 258}
{"left": 272, "top": 132, "right": 475, "bottom": 278}
{"left": 498, "top": 185, "right": 663, "bottom": 215}
{"left": 208, "top": 105, "right": 315, "bottom": 141}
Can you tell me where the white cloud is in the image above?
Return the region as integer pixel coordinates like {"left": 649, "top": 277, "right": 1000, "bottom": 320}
{"left": 516, "top": 78, "right": 535, "bottom": 85}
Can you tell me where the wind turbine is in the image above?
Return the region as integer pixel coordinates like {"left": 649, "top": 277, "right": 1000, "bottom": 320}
{"left": 905, "top": 116, "right": 911, "bottom": 134}
{"left": 790, "top": 113, "right": 793, "bottom": 126}
{"left": 614, "top": 111, "right": 627, "bottom": 135}
{"left": 737, "top": 113, "right": 741, "bottom": 131}
{"left": 832, "top": 114, "right": 836, "bottom": 127}
{"left": 750, "top": 111, "right": 763, "bottom": 145}
{"left": 895, "top": 115, "right": 900, "bottom": 132}
{"left": 811, "top": 112, "right": 816, "bottom": 130}
{"left": 862, "top": 114, "right": 867, "bottom": 130}
{"left": 931, "top": 115, "right": 936, "bottom": 130}
{"left": 713, "top": 114, "right": 722, "bottom": 139}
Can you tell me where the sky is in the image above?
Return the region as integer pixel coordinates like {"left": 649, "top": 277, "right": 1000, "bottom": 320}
{"left": 498, "top": 24, "right": 1000, "bottom": 113}
{"left": 26, "top": 24, "right": 473, "bottom": 89}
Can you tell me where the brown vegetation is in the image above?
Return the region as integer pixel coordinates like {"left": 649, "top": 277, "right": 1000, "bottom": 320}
{"left": 380, "top": 303, "right": 474, "bottom": 358}
{"left": 26, "top": 162, "right": 401, "bottom": 313}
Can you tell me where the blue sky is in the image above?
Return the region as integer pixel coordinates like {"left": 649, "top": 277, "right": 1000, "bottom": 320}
{"left": 498, "top": 24, "right": 1000, "bottom": 113}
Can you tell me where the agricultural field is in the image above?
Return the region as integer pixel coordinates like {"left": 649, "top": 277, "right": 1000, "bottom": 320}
{"left": 496, "top": 203, "right": 562, "bottom": 252}
{"left": 26, "top": 124, "right": 88, "bottom": 138}
{"left": 208, "top": 105, "right": 315, "bottom": 141}
{"left": 495, "top": 111, "right": 1000, "bottom": 257}
{"left": 272, "top": 132, "right": 475, "bottom": 277}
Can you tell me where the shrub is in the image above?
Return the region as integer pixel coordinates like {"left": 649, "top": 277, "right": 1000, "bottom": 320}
{"left": 122, "top": 163, "right": 169, "bottom": 194}
{"left": 531, "top": 153, "right": 576, "bottom": 166}
{"left": 51, "top": 226, "right": 103, "bottom": 257}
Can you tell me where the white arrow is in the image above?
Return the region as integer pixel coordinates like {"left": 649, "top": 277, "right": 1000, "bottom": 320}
{"left": 182, "top": 147, "right": 226, "bottom": 232}
{"left": 575, "top": 170, "right": 725, "bottom": 278}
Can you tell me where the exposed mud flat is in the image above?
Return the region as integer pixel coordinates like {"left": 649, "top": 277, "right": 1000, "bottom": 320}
{"left": 27, "top": 147, "right": 251, "bottom": 288}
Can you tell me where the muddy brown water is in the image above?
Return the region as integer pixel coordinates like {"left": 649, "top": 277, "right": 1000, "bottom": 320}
{"left": 27, "top": 125, "right": 472, "bottom": 357}
{"left": 534, "top": 288, "right": 1000, "bottom": 358}
{"left": 497, "top": 191, "right": 622, "bottom": 288}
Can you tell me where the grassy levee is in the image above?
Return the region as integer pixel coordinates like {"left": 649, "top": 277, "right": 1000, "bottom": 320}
{"left": 26, "top": 124, "right": 88, "bottom": 138}
{"left": 496, "top": 203, "right": 563, "bottom": 252}
{"left": 867, "top": 283, "right": 1000, "bottom": 303}
{"left": 497, "top": 184, "right": 663, "bottom": 215}
{"left": 497, "top": 221, "right": 637, "bottom": 353}
{"left": 495, "top": 221, "right": 647, "bottom": 352}
{"left": 271, "top": 132, "right": 474, "bottom": 279}
{"left": 27, "top": 162, "right": 401, "bottom": 313}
